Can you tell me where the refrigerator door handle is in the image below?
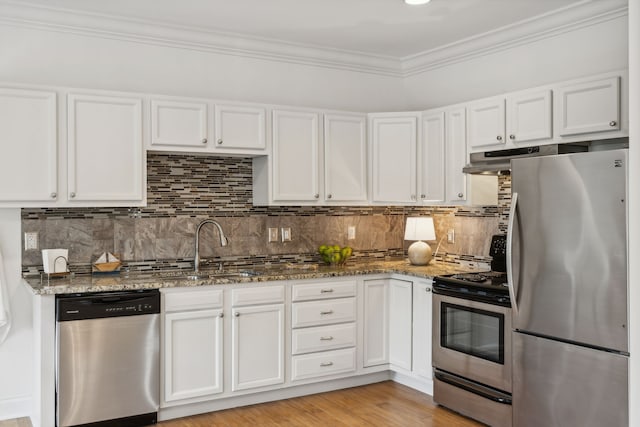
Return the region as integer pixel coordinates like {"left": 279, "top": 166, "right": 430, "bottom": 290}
{"left": 507, "top": 191, "right": 519, "bottom": 314}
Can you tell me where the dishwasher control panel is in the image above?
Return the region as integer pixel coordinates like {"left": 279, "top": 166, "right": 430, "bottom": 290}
{"left": 56, "top": 289, "right": 160, "bottom": 321}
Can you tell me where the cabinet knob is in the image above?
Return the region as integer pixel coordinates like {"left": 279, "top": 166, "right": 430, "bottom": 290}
{"left": 202, "top": 138, "right": 208, "bottom": 144}
{"left": 457, "top": 192, "right": 464, "bottom": 198}
{"left": 425, "top": 287, "right": 432, "bottom": 293}
{"left": 219, "top": 313, "right": 224, "bottom": 318}
{"left": 327, "top": 194, "right": 332, "bottom": 199}
{"left": 509, "top": 134, "right": 516, "bottom": 140}
{"left": 496, "top": 135, "right": 503, "bottom": 141}
{"left": 234, "top": 312, "right": 240, "bottom": 317}
{"left": 421, "top": 194, "right": 426, "bottom": 199}
{"left": 69, "top": 192, "right": 76, "bottom": 198}
{"left": 217, "top": 139, "right": 223, "bottom": 145}
{"left": 314, "top": 194, "right": 319, "bottom": 199}
{"left": 50, "top": 192, "right": 57, "bottom": 199}
{"left": 609, "top": 121, "right": 617, "bottom": 127}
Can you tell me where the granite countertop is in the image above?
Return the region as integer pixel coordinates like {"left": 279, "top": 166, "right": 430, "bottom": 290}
{"left": 23, "top": 259, "right": 484, "bottom": 295}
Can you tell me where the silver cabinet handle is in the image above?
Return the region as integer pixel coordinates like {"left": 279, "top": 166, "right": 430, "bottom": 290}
{"left": 320, "top": 336, "right": 334, "bottom": 341}
{"left": 497, "top": 135, "right": 503, "bottom": 141}
{"left": 50, "top": 192, "right": 57, "bottom": 199}
{"left": 314, "top": 194, "right": 319, "bottom": 199}
{"left": 320, "top": 362, "right": 334, "bottom": 367}
{"left": 509, "top": 134, "right": 516, "bottom": 140}
{"left": 202, "top": 138, "right": 208, "bottom": 144}
{"left": 327, "top": 194, "right": 332, "bottom": 199}
{"left": 217, "top": 139, "right": 223, "bottom": 145}
{"left": 457, "top": 192, "right": 464, "bottom": 198}
{"left": 320, "top": 289, "right": 334, "bottom": 293}
{"left": 234, "top": 312, "right": 240, "bottom": 317}
{"left": 425, "top": 287, "right": 432, "bottom": 293}
{"left": 320, "top": 310, "right": 334, "bottom": 315}
{"left": 69, "top": 192, "right": 76, "bottom": 198}
{"left": 609, "top": 121, "right": 617, "bottom": 127}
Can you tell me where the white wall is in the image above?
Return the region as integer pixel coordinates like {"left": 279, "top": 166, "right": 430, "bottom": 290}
{"left": 0, "top": 209, "right": 32, "bottom": 420}
{"left": 403, "top": 14, "right": 629, "bottom": 110}
{"left": 627, "top": 1, "right": 638, "bottom": 426}
{"left": 0, "top": 25, "right": 406, "bottom": 113}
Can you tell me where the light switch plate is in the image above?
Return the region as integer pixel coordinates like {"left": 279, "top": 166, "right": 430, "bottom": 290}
{"left": 281, "top": 227, "right": 291, "bottom": 242}
{"left": 268, "top": 227, "right": 279, "bottom": 243}
{"left": 348, "top": 226, "right": 356, "bottom": 240}
{"left": 24, "top": 232, "right": 38, "bottom": 250}
{"left": 447, "top": 229, "right": 455, "bottom": 244}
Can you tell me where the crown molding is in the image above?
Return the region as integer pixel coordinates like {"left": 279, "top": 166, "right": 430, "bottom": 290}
{"left": 401, "top": 1, "right": 629, "bottom": 77}
{"left": 0, "top": 0, "right": 629, "bottom": 79}
{"left": 0, "top": 0, "right": 403, "bottom": 77}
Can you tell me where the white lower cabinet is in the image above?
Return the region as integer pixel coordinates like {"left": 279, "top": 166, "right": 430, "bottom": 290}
{"left": 363, "top": 279, "right": 389, "bottom": 367}
{"left": 290, "top": 280, "right": 358, "bottom": 382}
{"left": 412, "top": 280, "right": 433, "bottom": 381}
{"left": 231, "top": 301, "right": 285, "bottom": 391}
{"left": 388, "top": 279, "right": 413, "bottom": 371}
{"left": 162, "top": 288, "right": 224, "bottom": 405}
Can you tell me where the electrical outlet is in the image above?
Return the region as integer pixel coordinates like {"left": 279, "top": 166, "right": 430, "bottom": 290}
{"left": 348, "top": 226, "right": 356, "bottom": 240}
{"left": 447, "top": 229, "right": 455, "bottom": 244}
{"left": 268, "top": 227, "right": 279, "bottom": 243}
{"left": 281, "top": 227, "right": 291, "bottom": 242}
{"left": 25, "top": 232, "right": 39, "bottom": 250}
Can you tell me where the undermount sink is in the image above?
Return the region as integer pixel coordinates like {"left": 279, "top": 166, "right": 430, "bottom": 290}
{"left": 185, "top": 270, "right": 261, "bottom": 280}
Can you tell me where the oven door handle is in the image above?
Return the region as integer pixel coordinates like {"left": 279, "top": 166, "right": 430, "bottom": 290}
{"left": 507, "top": 191, "right": 519, "bottom": 314}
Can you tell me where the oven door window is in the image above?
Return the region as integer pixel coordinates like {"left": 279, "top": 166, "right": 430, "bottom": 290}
{"left": 440, "top": 302, "right": 504, "bottom": 364}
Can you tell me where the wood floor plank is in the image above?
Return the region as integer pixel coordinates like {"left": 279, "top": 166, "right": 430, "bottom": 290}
{"left": 157, "top": 381, "right": 484, "bottom": 427}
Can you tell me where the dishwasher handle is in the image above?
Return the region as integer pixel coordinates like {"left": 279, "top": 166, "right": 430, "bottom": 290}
{"left": 56, "top": 290, "right": 160, "bottom": 321}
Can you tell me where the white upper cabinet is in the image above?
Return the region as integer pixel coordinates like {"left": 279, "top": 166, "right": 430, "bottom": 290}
{"left": 0, "top": 87, "right": 57, "bottom": 204}
{"left": 369, "top": 113, "right": 418, "bottom": 204}
{"left": 446, "top": 107, "right": 467, "bottom": 203}
{"left": 67, "top": 92, "right": 145, "bottom": 204}
{"left": 556, "top": 76, "right": 620, "bottom": 137}
{"left": 506, "top": 89, "right": 552, "bottom": 143}
{"left": 419, "top": 111, "right": 445, "bottom": 204}
{"left": 324, "top": 113, "right": 367, "bottom": 203}
{"left": 214, "top": 104, "right": 266, "bottom": 153}
{"left": 467, "top": 97, "right": 506, "bottom": 150}
{"left": 271, "top": 109, "right": 320, "bottom": 202}
{"left": 467, "top": 89, "right": 552, "bottom": 153}
{"left": 150, "top": 98, "right": 209, "bottom": 151}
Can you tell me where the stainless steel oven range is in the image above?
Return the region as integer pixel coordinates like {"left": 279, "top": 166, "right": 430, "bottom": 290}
{"left": 433, "top": 263, "right": 512, "bottom": 427}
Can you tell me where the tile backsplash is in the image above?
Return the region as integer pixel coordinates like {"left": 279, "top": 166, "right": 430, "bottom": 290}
{"left": 22, "top": 154, "right": 510, "bottom": 273}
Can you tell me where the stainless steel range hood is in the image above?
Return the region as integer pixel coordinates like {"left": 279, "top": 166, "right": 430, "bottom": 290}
{"left": 463, "top": 143, "right": 590, "bottom": 175}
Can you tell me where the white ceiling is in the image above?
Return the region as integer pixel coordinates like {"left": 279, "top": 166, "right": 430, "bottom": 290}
{"left": 10, "top": 0, "right": 590, "bottom": 58}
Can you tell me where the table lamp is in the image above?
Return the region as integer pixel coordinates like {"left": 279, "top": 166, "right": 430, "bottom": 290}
{"left": 404, "top": 217, "right": 436, "bottom": 265}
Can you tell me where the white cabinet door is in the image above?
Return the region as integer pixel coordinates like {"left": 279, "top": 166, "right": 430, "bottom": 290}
{"left": 324, "top": 114, "right": 367, "bottom": 203}
{"left": 445, "top": 107, "right": 467, "bottom": 203}
{"left": 370, "top": 114, "right": 418, "bottom": 204}
{"left": 0, "top": 88, "right": 57, "bottom": 203}
{"left": 556, "top": 76, "right": 620, "bottom": 136}
{"left": 467, "top": 97, "right": 505, "bottom": 150}
{"left": 67, "top": 92, "right": 144, "bottom": 203}
{"left": 506, "top": 89, "right": 552, "bottom": 143}
{"left": 232, "top": 304, "right": 285, "bottom": 391}
{"left": 272, "top": 110, "right": 320, "bottom": 202}
{"left": 420, "top": 111, "right": 445, "bottom": 204}
{"left": 163, "top": 309, "right": 224, "bottom": 403}
{"left": 412, "top": 280, "right": 433, "bottom": 381}
{"left": 389, "top": 279, "right": 413, "bottom": 371}
{"left": 363, "top": 279, "right": 389, "bottom": 367}
{"left": 214, "top": 104, "right": 266, "bottom": 152}
{"left": 150, "top": 98, "right": 209, "bottom": 150}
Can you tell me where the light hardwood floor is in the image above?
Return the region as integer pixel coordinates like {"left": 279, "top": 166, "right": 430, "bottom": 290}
{"left": 1, "top": 381, "right": 483, "bottom": 427}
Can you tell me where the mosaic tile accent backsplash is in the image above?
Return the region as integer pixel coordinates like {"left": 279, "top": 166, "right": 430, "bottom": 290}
{"left": 22, "top": 153, "right": 511, "bottom": 273}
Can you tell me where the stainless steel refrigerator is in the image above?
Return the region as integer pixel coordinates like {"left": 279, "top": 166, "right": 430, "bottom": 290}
{"left": 508, "top": 149, "right": 629, "bottom": 427}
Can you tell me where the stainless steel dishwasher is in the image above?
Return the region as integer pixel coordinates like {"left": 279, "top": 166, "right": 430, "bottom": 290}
{"left": 55, "top": 289, "right": 160, "bottom": 427}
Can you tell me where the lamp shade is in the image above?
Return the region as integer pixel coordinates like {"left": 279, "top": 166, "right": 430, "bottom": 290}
{"left": 404, "top": 217, "right": 436, "bottom": 241}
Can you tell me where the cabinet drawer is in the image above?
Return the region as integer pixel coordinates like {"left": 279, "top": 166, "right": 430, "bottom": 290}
{"left": 231, "top": 285, "right": 285, "bottom": 306}
{"left": 291, "top": 348, "right": 356, "bottom": 381}
{"left": 292, "top": 323, "right": 356, "bottom": 355}
{"left": 291, "top": 297, "right": 356, "bottom": 328}
{"left": 163, "top": 288, "right": 223, "bottom": 312}
{"left": 292, "top": 280, "right": 356, "bottom": 302}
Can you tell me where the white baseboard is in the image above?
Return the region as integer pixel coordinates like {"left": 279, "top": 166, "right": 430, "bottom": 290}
{"left": 0, "top": 396, "right": 32, "bottom": 421}
{"left": 391, "top": 371, "right": 434, "bottom": 396}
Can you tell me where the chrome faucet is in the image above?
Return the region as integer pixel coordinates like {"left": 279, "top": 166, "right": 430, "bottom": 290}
{"left": 194, "top": 219, "right": 229, "bottom": 274}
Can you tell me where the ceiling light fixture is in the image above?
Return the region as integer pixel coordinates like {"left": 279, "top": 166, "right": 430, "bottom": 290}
{"left": 404, "top": 0, "right": 431, "bottom": 5}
